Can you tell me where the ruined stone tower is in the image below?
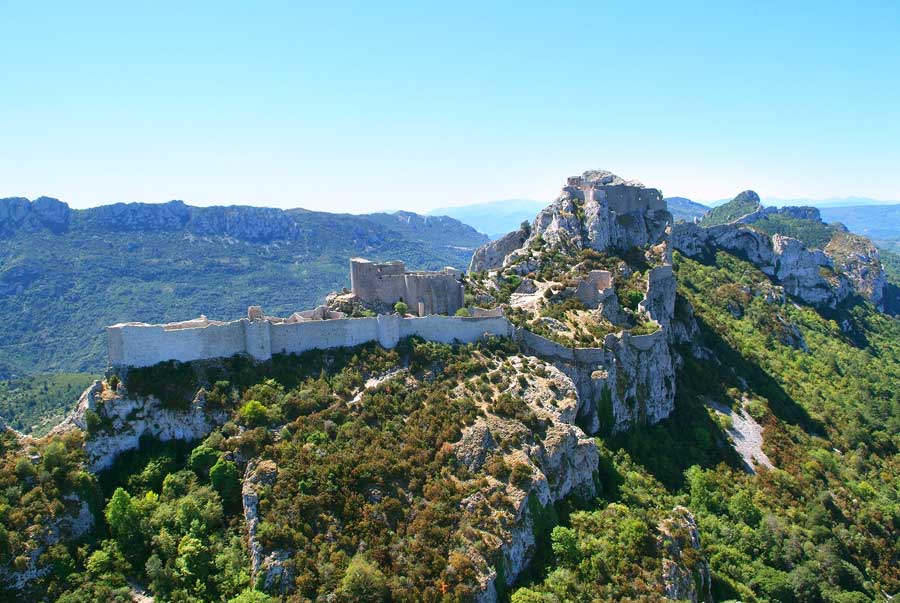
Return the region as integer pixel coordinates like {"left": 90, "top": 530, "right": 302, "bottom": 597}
{"left": 349, "top": 258, "right": 464, "bottom": 316}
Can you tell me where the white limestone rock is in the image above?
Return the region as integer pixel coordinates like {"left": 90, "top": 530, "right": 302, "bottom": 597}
{"left": 451, "top": 358, "right": 598, "bottom": 600}
{"left": 673, "top": 222, "right": 854, "bottom": 309}
{"left": 469, "top": 227, "right": 530, "bottom": 273}
{"left": 658, "top": 506, "right": 713, "bottom": 603}
{"left": 826, "top": 230, "right": 888, "bottom": 310}
{"left": 55, "top": 380, "right": 227, "bottom": 472}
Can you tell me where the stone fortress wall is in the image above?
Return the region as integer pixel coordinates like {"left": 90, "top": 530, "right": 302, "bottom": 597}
{"left": 107, "top": 304, "right": 663, "bottom": 370}
{"left": 108, "top": 309, "right": 515, "bottom": 368}
{"left": 349, "top": 258, "right": 464, "bottom": 316}
{"left": 566, "top": 175, "right": 666, "bottom": 214}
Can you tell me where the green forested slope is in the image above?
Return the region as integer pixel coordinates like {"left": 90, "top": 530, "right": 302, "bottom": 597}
{"left": 0, "top": 373, "right": 99, "bottom": 434}
{"left": 513, "top": 251, "right": 899, "bottom": 603}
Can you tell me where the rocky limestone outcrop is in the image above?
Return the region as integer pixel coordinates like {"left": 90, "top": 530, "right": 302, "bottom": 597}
{"left": 518, "top": 328, "right": 675, "bottom": 435}
{"left": 452, "top": 357, "right": 598, "bottom": 601}
{"left": 673, "top": 222, "right": 853, "bottom": 309}
{"left": 469, "top": 226, "right": 530, "bottom": 273}
{"left": 534, "top": 170, "right": 671, "bottom": 254}
{"left": 658, "top": 506, "right": 713, "bottom": 603}
{"left": 54, "top": 380, "right": 227, "bottom": 472}
{"left": 0, "top": 494, "right": 93, "bottom": 591}
{"left": 467, "top": 171, "right": 680, "bottom": 435}
{"left": 470, "top": 171, "right": 672, "bottom": 273}
{"left": 0, "top": 196, "right": 70, "bottom": 235}
{"left": 826, "top": 230, "right": 888, "bottom": 310}
{"left": 736, "top": 203, "right": 822, "bottom": 226}
{"left": 640, "top": 265, "right": 677, "bottom": 335}
{"left": 242, "top": 460, "right": 294, "bottom": 593}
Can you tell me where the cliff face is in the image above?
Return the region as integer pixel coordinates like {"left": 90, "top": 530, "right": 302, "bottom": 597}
{"left": 54, "top": 380, "right": 227, "bottom": 472}
{"left": 471, "top": 170, "right": 671, "bottom": 272}
{"left": 674, "top": 207, "right": 889, "bottom": 311}
{"left": 825, "top": 230, "right": 888, "bottom": 310}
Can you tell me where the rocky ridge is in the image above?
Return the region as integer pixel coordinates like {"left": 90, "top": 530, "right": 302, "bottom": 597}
{"left": 468, "top": 170, "right": 681, "bottom": 435}
{"left": 0, "top": 197, "right": 489, "bottom": 247}
{"left": 676, "top": 191, "right": 890, "bottom": 310}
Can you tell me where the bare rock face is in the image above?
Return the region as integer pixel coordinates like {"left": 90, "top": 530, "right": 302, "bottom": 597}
{"left": 469, "top": 226, "right": 530, "bottom": 273}
{"left": 55, "top": 380, "right": 227, "bottom": 472}
{"left": 453, "top": 357, "right": 598, "bottom": 601}
{"left": 771, "top": 234, "right": 851, "bottom": 307}
{"left": 532, "top": 171, "right": 671, "bottom": 254}
{"left": 826, "top": 230, "right": 888, "bottom": 310}
{"left": 658, "top": 506, "right": 713, "bottom": 603}
{"left": 242, "top": 460, "right": 294, "bottom": 593}
{"left": 673, "top": 222, "right": 854, "bottom": 309}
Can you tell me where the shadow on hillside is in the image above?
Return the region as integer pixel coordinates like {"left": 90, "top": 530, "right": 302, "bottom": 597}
{"left": 606, "top": 315, "right": 823, "bottom": 490}
{"left": 693, "top": 316, "right": 823, "bottom": 433}
{"left": 883, "top": 282, "right": 900, "bottom": 316}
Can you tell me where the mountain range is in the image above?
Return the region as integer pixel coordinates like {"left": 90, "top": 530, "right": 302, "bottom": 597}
{"left": 0, "top": 197, "right": 488, "bottom": 381}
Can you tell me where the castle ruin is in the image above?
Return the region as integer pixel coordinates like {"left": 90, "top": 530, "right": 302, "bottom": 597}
{"left": 349, "top": 258, "right": 464, "bottom": 316}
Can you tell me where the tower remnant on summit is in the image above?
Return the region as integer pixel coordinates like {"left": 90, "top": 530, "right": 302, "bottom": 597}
{"left": 349, "top": 258, "right": 463, "bottom": 316}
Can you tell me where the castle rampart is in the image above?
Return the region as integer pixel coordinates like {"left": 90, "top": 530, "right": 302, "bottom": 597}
{"left": 108, "top": 309, "right": 514, "bottom": 368}
{"left": 349, "top": 258, "right": 464, "bottom": 316}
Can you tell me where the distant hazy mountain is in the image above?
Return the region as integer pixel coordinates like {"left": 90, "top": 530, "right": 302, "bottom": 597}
{"left": 765, "top": 196, "right": 899, "bottom": 208}
{"left": 428, "top": 199, "right": 547, "bottom": 239}
{"left": 819, "top": 204, "right": 900, "bottom": 252}
{"left": 665, "top": 196, "right": 710, "bottom": 222}
{"left": 0, "top": 197, "right": 488, "bottom": 379}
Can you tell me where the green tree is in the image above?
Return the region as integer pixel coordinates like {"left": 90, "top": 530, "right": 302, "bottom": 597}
{"left": 338, "top": 554, "right": 389, "bottom": 603}
{"left": 394, "top": 301, "right": 408, "bottom": 315}
{"left": 210, "top": 459, "right": 241, "bottom": 505}
{"left": 189, "top": 444, "right": 220, "bottom": 478}
{"left": 228, "top": 590, "right": 275, "bottom": 603}
{"left": 104, "top": 488, "right": 145, "bottom": 562}
{"left": 238, "top": 400, "right": 269, "bottom": 426}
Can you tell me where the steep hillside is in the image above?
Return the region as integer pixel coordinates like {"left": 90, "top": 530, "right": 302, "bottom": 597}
{"left": 514, "top": 250, "right": 900, "bottom": 603}
{"left": 699, "top": 190, "right": 762, "bottom": 226}
{"left": 0, "top": 198, "right": 488, "bottom": 380}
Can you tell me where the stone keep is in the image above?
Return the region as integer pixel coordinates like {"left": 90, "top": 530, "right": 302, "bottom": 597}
{"left": 349, "top": 257, "right": 464, "bottom": 316}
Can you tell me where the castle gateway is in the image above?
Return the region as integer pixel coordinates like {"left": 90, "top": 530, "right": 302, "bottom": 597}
{"left": 349, "top": 258, "right": 464, "bottom": 316}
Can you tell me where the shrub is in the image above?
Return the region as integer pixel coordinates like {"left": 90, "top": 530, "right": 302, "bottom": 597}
{"left": 338, "top": 553, "right": 389, "bottom": 603}
{"left": 510, "top": 462, "right": 533, "bottom": 489}
{"left": 455, "top": 307, "right": 471, "bottom": 317}
{"left": 188, "top": 444, "right": 220, "bottom": 478}
{"left": 238, "top": 400, "right": 269, "bottom": 426}
{"left": 394, "top": 301, "right": 409, "bottom": 315}
{"left": 209, "top": 459, "right": 241, "bottom": 506}
{"left": 621, "top": 289, "right": 644, "bottom": 311}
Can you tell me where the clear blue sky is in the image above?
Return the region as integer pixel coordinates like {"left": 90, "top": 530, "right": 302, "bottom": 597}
{"left": 2, "top": 1, "right": 899, "bottom": 212}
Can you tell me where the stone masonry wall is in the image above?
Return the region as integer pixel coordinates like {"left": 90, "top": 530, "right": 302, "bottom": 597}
{"left": 108, "top": 314, "right": 513, "bottom": 368}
